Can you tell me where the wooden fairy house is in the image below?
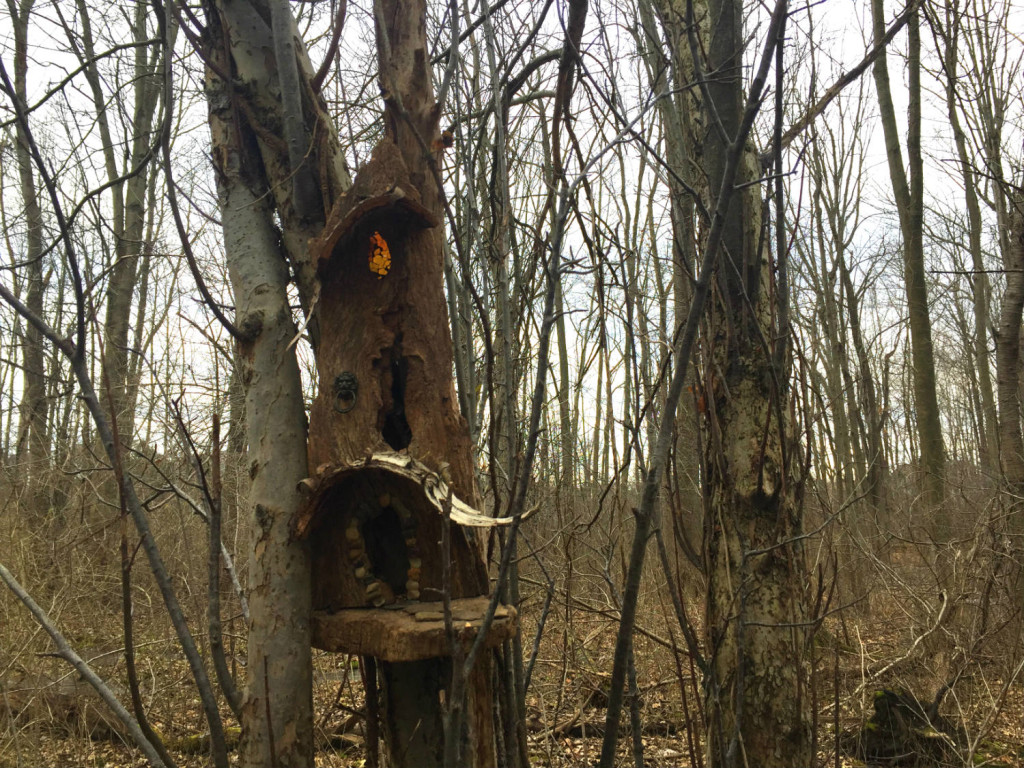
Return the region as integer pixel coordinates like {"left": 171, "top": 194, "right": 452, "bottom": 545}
{"left": 295, "top": 141, "right": 516, "bottom": 662}
{"left": 306, "top": 140, "right": 476, "bottom": 472}
{"left": 293, "top": 453, "right": 517, "bottom": 660}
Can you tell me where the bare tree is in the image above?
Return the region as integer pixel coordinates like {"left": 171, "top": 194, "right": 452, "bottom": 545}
{"left": 199, "top": 0, "right": 344, "bottom": 761}
{"left": 700, "top": 0, "right": 811, "bottom": 763}
{"left": 870, "top": 0, "right": 947, "bottom": 542}
{"left": 932, "top": 0, "right": 999, "bottom": 472}
{"left": 200, "top": 0, "right": 510, "bottom": 763}
{"left": 0, "top": 43, "right": 231, "bottom": 766}
{"left": 7, "top": 0, "right": 48, "bottom": 515}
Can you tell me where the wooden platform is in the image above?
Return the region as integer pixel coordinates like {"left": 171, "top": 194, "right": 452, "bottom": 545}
{"left": 312, "top": 596, "right": 517, "bottom": 661}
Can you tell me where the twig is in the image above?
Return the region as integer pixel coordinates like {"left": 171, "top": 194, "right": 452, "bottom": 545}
{"left": 440, "top": 488, "right": 465, "bottom": 768}
{"left": 777, "top": 0, "right": 922, "bottom": 151}
{"left": 108, "top": 373, "right": 177, "bottom": 768}
{"left": 852, "top": 594, "right": 950, "bottom": 696}
{"left": 0, "top": 562, "right": 168, "bottom": 768}
{"left": 0, "top": 41, "right": 231, "bottom": 768}
{"left": 208, "top": 413, "right": 243, "bottom": 717}
{"left": 154, "top": 0, "right": 242, "bottom": 342}
{"left": 160, "top": 480, "right": 249, "bottom": 622}
{"left": 311, "top": 0, "right": 347, "bottom": 91}
{"left": 519, "top": 531, "right": 555, "bottom": 693}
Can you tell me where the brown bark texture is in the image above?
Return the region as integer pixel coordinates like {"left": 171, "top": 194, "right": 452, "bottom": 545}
{"left": 301, "top": 0, "right": 495, "bottom": 762}
{"left": 996, "top": 194, "right": 1024, "bottom": 494}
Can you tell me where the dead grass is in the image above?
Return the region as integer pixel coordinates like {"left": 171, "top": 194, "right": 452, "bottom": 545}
{"left": 2, "top": 472, "right": 1022, "bottom": 767}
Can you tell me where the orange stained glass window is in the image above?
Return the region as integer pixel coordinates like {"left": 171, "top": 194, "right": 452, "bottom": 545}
{"left": 368, "top": 231, "right": 391, "bottom": 279}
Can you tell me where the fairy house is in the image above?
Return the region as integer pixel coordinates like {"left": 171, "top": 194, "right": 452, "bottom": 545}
{"left": 293, "top": 141, "right": 516, "bottom": 662}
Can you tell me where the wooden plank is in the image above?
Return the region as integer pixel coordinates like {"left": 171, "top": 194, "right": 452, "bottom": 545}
{"left": 311, "top": 596, "right": 517, "bottom": 661}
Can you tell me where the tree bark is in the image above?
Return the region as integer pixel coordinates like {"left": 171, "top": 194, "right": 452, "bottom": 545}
{"left": 641, "top": 0, "right": 705, "bottom": 572}
{"left": 202, "top": 2, "right": 330, "bottom": 761}
{"left": 996, "top": 196, "right": 1024, "bottom": 494}
{"left": 209, "top": 93, "right": 315, "bottom": 768}
{"left": 210, "top": 0, "right": 350, "bottom": 337}
{"left": 702, "top": 1, "right": 812, "bottom": 765}
{"left": 9, "top": 0, "right": 49, "bottom": 515}
{"left": 204, "top": 0, "right": 498, "bottom": 763}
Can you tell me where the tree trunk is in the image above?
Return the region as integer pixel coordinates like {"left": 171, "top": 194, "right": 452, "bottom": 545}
{"left": 642, "top": 0, "right": 705, "bottom": 570}
{"left": 68, "top": 0, "right": 162, "bottom": 445}
{"left": 9, "top": 0, "right": 50, "bottom": 515}
{"left": 937, "top": 0, "right": 999, "bottom": 471}
{"left": 870, "top": 0, "right": 947, "bottom": 540}
{"left": 838, "top": 252, "right": 889, "bottom": 548}
{"left": 204, "top": 0, "right": 498, "bottom": 757}
{"left": 702, "top": 1, "right": 812, "bottom": 765}
{"left": 202, "top": 0, "right": 346, "bottom": 760}
{"left": 209, "top": 0, "right": 350, "bottom": 330}
{"left": 996, "top": 196, "right": 1024, "bottom": 494}
{"left": 208, "top": 71, "right": 315, "bottom": 768}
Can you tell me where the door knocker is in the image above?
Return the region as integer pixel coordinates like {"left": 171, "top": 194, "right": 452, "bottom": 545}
{"left": 333, "top": 372, "right": 358, "bottom": 414}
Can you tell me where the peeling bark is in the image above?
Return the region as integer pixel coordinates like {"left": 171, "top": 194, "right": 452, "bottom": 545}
{"left": 211, "top": 0, "right": 351, "bottom": 342}
{"left": 205, "top": 0, "right": 495, "bottom": 764}
{"left": 301, "top": 0, "right": 494, "bottom": 760}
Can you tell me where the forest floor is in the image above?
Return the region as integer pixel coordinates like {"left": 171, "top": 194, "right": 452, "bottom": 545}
{"left": 3, "top": 596, "right": 1023, "bottom": 768}
{"left": 4, "top": 486, "right": 1023, "bottom": 767}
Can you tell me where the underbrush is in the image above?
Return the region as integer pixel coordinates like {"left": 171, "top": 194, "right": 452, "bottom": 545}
{"left": 2, "top": 470, "right": 1022, "bottom": 767}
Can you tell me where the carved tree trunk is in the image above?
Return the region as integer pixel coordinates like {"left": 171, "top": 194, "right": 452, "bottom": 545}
{"left": 302, "top": 0, "right": 494, "bottom": 762}
{"left": 204, "top": 0, "right": 495, "bottom": 765}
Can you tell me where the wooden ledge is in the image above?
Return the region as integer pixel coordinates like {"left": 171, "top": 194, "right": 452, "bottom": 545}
{"left": 312, "top": 596, "right": 517, "bottom": 661}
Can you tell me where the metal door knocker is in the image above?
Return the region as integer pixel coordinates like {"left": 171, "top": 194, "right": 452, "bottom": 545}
{"left": 333, "top": 372, "right": 358, "bottom": 413}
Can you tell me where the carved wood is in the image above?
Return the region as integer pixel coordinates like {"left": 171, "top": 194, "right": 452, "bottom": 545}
{"left": 312, "top": 598, "right": 517, "bottom": 661}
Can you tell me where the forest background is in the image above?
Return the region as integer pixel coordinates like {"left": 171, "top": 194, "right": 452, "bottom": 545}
{"left": 1, "top": 0, "right": 1023, "bottom": 765}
